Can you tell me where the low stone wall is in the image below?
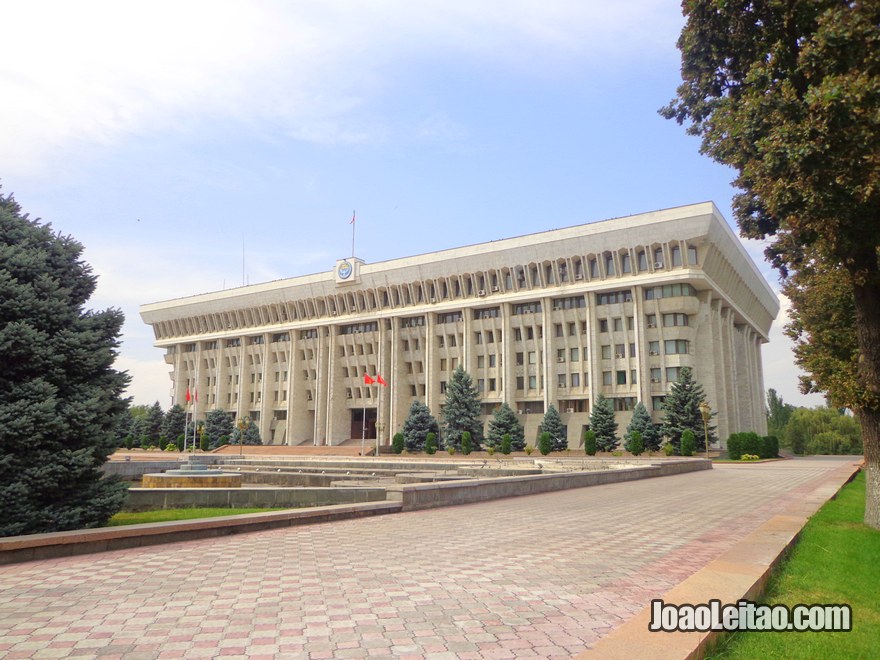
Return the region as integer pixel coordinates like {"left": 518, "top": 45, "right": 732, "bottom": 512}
{"left": 385, "top": 459, "right": 710, "bottom": 511}
{"left": 102, "top": 460, "right": 180, "bottom": 479}
{"left": 124, "top": 487, "right": 387, "bottom": 511}
{"left": 0, "top": 501, "right": 402, "bottom": 565}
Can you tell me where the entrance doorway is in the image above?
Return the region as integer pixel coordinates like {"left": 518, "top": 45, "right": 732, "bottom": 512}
{"left": 351, "top": 408, "right": 377, "bottom": 440}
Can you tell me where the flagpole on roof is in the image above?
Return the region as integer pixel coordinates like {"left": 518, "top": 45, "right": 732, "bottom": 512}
{"left": 350, "top": 210, "right": 356, "bottom": 258}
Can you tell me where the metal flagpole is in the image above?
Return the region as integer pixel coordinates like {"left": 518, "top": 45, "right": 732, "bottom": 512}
{"left": 351, "top": 210, "right": 356, "bottom": 258}
{"left": 360, "top": 400, "right": 366, "bottom": 457}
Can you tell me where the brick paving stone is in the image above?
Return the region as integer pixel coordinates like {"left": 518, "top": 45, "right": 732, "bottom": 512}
{"left": 0, "top": 458, "right": 854, "bottom": 658}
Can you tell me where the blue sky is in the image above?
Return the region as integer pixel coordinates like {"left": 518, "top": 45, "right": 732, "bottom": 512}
{"left": 1, "top": 0, "right": 823, "bottom": 408}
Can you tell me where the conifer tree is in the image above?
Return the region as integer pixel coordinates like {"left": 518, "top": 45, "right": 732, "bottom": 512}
{"left": 486, "top": 402, "right": 525, "bottom": 450}
{"left": 145, "top": 401, "right": 165, "bottom": 445}
{"left": 589, "top": 394, "right": 618, "bottom": 452}
{"left": 441, "top": 366, "right": 483, "bottom": 450}
{"left": 625, "top": 401, "right": 661, "bottom": 452}
{"left": 538, "top": 431, "right": 552, "bottom": 456}
{"left": 539, "top": 404, "right": 567, "bottom": 451}
{"left": 161, "top": 404, "right": 187, "bottom": 445}
{"left": 402, "top": 400, "right": 440, "bottom": 451}
{"left": 661, "top": 367, "right": 715, "bottom": 453}
{"left": 205, "top": 409, "right": 234, "bottom": 449}
{"left": 0, "top": 192, "right": 129, "bottom": 536}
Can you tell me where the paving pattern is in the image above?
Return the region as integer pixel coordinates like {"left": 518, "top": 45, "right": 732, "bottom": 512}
{"left": 0, "top": 457, "right": 855, "bottom": 659}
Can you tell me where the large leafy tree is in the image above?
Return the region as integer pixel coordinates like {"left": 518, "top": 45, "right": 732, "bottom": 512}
{"left": 661, "top": 367, "right": 715, "bottom": 453}
{"left": 402, "top": 400, "right": 440, "bottom": 451}
{"left": 441, "top": 366, "right": 483, "bottom": 450}
{"left": 766, "top": 388, "right": 796, "bottom": 439}
{"left": 0, "top": 192, "right": 129, "bottom": 536}
{"left": 626, "top": 401, "right": 662, "bottom": 452}
{"left": 485, "top": 402, "right": 525, "bottom": 451}
{"left": 662, "top": 2, "right": 880, "bottom": 525}
{"left": 589, "top": 394, "right": 619, "bottom": 452}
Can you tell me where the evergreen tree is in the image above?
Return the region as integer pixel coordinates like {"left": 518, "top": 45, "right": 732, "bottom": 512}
{"left": 583, "top": 430, "right": 597, "bottom": 456}
{"left": 661, "top": 367, "right": 715, "bottom": 453}
{"left": 144, "top": 401, "right": 165, "bottom": 445}
{"left": 626, "top": 431, "right": 644, "bottom": 456}
{"left": 486, "top": 402, "right": 525, "bottom": 450}
{"left": 539, "top": 405, "right": 567, "bottom": 452}
{"left": 0, "top": 192, "right": 129, "bottom": 536}
{"left": 500, "top": 433, "right": 512, "bottom": 455}
{"left": 392, "top": 432, "right": 405, "bottom": 454}
{"left": 625, "top": 402, "right": 661, "bottom": 452}
{"left": 402, "top": 400, "right": 439, "bottom": 451}
{"left": 441, "top": 366, "right": 483, "bottom": 449}
{"left": 590, "top": 394, "right": 618, "bottom": 452}
{"left": 231, "top": 418, "right": 262, "bottom": 446}
{"left": 204, "top": 409, "right": 234, "bottom": 449}
{"left": 425, "top": 432, "right": 437, "bottom": 455}
{"left": 538, "top": 431, "right": 552, "bottom": 456}
{"left": 161, "top": 404, "right": 187, "bottom": 445}
{"left": 460, "top": 431, "right": 472, "bottom": 455}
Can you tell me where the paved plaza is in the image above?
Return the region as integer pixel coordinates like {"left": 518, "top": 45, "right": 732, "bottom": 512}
{"left": 0, "top": 457, "right": 856, "bottom": 658}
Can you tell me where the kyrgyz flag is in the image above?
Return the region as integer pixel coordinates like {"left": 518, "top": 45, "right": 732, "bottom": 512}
{"left": 376, "top": 374, "right": 387, "bottom": 386}
{"left": 363, "top": 374, "right": 375, "bottom": 385}
{"left": 185, "top": 387, "right": 192, "bottom": 403}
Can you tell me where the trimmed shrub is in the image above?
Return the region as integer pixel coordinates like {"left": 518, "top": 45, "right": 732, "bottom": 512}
{"left": 392, "top": 432, "right": 405, "bottom": 454}
{"left": 461, "top": 431, "right": 472, "bottom": 455}
{"left": 761, "top": 435, "right": 779, "bottom": 459}
{"left": 583, "top": 430, "right": 597, "bottom": 456}
{"left": 199, "top": 431, "right": 209, "bottom": 452}
{"left": 663, "top": 442, "right": 675, "bottom": 456}
{"left": 680, "top": 430, "right": 695, "bottom": 456}
{"left": 627, "top": 431, "right": 644, "bottom": 456}
{"left": 500, "top": 433, "right": 512, "bottom": 455}
{"left": 538, "top": 431, "right": 552, "bottom": 456}
{"left": 425, "top": 432, "right": 437, "bottom": 455}
{"left": 164, "top": 443, "right": 178, "bottom": 452}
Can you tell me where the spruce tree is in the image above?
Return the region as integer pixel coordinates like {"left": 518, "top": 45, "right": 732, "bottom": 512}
{"left": 145, "top": 401, "right": 165, "bottom": 445}
{"left": 441, "top": 366, "right": 483, "bottom": 450}
{"left": 539, "top": 405, "right": 567, "bottom": 451}
{"left": 232, "top": 419, "right": 262, "bottom": 446}
{"left": 625, "top": 401, "right": 661, "bottom": 452}
{"left": 402, "top": 400, "right": 440, "bottom": 451}
{"left": 161, "top": 404, "right": 187, "bottom": 445}
{"left": 661, "top": 367, "right": 715, "bottom": 453}
{"left": 589, "top": 394, "right": 618, "bottom": 452}
{"left": 0, "top": 192, "right": 129, "bottom": 536}
{"left": 486, "top": 402, "right": 525, "bottom": 450}
{"left": 205, "top": 409, "right": 234, "bottom": 449}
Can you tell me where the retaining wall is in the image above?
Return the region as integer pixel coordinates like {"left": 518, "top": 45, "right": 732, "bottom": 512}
{"left": 124, "top": 487, "right": 387, "bottom": 511}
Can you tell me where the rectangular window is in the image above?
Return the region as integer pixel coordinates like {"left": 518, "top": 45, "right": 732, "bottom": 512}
{"left": 581, "top": 322, "right": 588, "bottom": 335}
{"left": 650, "top": 367, "right": 662, "bottom": 383}
{"left": 555, "top": 324, "right": 563, "bottom": 338}
{"left": 477, "top": 379, "right": 485, "bottom": 392}
{"left": 590, "top": 258, "right": 599, "bottom": 278}
{"left": 512, "top": 301, "right": 542, "bottom": 315}
{"left": 440, "top": 381, "right": 447, "bottom": 393}
{"left": 653, "top": 396, "right": 666, "bottom": 411}
{"left": 671, "top": 245, "right": 682, "bottom": 267}
{"left": 605, "top": 254, "right": 615, "bottom": 276}
{"left": 602, "top": 371, "right": 612, "bottom": 386}
{"left": 599, "top": 319, "right": 609, "bottom": 333}
{"left": 615, "top": 344, "right": 626, "bottom": 358}
{"left": 664, "top": 339, "right": 689, "bottom": 355}
{"left": 666, "top": 366, "right": 681, "bottom": 381}
{"left": 663, "top": 313, "right": 689, "bottom": 327}
{"left": 631, "top": 369, "right": 637, "bottom": 384}
{"left": 440, "top": 358, "right": 447, "bottom": 371}
{"left": 629, "top": 343, "right": 636, "bottom": 357}
{"left": 601, "top": 345, "right": 612, "bottom": 359}
{"left": 527, "top": 327, "right": 534, "bottom": 340}
{"left": 557, "top": 348, "right": 566, "bottom": 362}
{"left": 528, "top": 351, "right": 537, "bottom": 365}
{"left": 557, "top": 373, "right": 567, "bottom": 388}
{"left": 638, "top": 251, "right": 648, "bottom": 271}
{"left": 473, "top": 307, "right": 500, "bottom": 319}
{"left": 436, "top": 311, "right": 463, "bottom": 324}
{"left": 571, "top": 373, "right": 580, "bottom": 387}
{"left": 646, "top": 314, "right": 658, "bottom": 328}
{"left": 486, "top": 331, "right": 494, "bottom": 343}
{"left": 447, "top": 335, "right": 455, "bottom": 347}
{"left": 514, "top": 328, "right": 522, "bottom": 341}
{"left": 475, "top": 332, "right": 483, "bottom": 344}
{"left": 489, "top": 378, "right": 497, "bottom": 391}
{"left": 621, "top": 253, "right": 631, "bottom": 273}
{"left": 477, "top": 355, "right": 485, "bottom": 369}
{"left": 516, "top": 376, "right": 524, "bottom": 390}
{"left": 400, "top": 316, "right": 426, "bottom": 328}
{"left": 569, "top": 322, "right": 576, "bottom": 336}
{"left": 570, "top": 347, "right": 579, "bottom": 362}
{"left": 688, "top": 245, "right": 698, "bottom": 265}
{"left": 617, "top": 370, "right": 627, "bottom": 385}
{"left": 438, "top": 335, "right": 445, "bottom": 347}
{"left": 552, "top": 296, "right": 586, "bottom": 310}
{"left": 596, "top": 290, "right": 633, "bottom": 305}
{"left": 613, "top": 397, "right": 636, "bottom": 411}
{"left": 649, "top": 341, "right": 660, "bottom": 356}
{"left": 516, "top": 352, "right": 524, "bottom": 366}
{"left": 489, "top": 354, "right": 496, "bottom": 368}
{"left": 529, "top": 375, "right": 537, "bottom": 389}
{"left": 644, "top": 283, "right": 695, "bottom": 300}
{"left": 613, "top": 318, "right": 623, "bottom": 332}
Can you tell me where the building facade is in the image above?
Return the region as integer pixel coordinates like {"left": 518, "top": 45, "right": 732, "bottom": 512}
{"left": 140, "top": 202, "right": 778, "bottom": 448}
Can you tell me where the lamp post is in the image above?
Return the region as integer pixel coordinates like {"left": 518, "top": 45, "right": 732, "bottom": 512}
{"left": 237, "top": 416, "right": 250, "bottom": 456}
{"left": 699, "top": 401, "right": 711, "bottom": 460}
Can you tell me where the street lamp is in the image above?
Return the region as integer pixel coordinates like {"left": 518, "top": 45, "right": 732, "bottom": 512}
{"left": 699, "top": 401, "right": 711, "bottom": 460}
{"left": 237, "top": 416, "right": 250, "bottom": 456}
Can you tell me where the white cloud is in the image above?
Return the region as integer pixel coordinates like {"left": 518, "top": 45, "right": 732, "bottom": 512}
{"left": 1, "top": 0, "right": 680, "bottom": 177}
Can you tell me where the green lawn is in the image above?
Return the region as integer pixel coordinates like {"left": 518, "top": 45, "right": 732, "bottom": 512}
{"left": 107, "top": 507, "right": 286, "bottom": 526}
{"left": 709, "top": 470, "right": 879, "bottom": 659}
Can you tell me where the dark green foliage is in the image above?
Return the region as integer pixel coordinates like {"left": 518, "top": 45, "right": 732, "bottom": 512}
{"left": 204, "top": 410, "right": 234, "bottom": 449}
{"left": 144, "top": 401, "right": 164, "bottom": 446}
{"left": 626, "top": 431, "right": 644, "bottom": 456}
{"left": 590, "top": 395, "right": 618, "bottom": 452}
{"left": 425, "top": 432, "right": 437, "bottom": 455}
{"left": 392, "top": 432, "right": 404, "bottom": 454}
{"left": 199, "top": 430, "right": 209, "bottom": 452}
{"left": 162, "top": 405, "right": 187, "bottom": 445}
{"left": 176, "top": 434, "right": 184, "bottom": 452}
{"left": 783, "top": 407, "right": 862, "bottom": 455}
{"left": 402, "top": 400, "right": 440, "bottom": 451}
{"left": 583, "top": 430, "right": 597, "bottom": 456}
{"left": 626, "top": 401, "right": 661, "bottom": 452}
{"left": 460, "top": 431, "right": 472, "bottom": 455}
{"left": 441, "top": 366, "right": 483, "bottom": 450}
{"left": 762, "top": 435, "right": 779, "bottom": 459}
{"left": 766, "top": 389, "right": 796, "bottom": 439}
{"left": 486, "top": 403, "right": 525, "bottom": 450}
{"left": 661, "top": 367, "right": 715, "bottom": 453}
{"left": 538, "top": 431, "right": 552, "bottom": 456}
{"left": 500, "top": 433, "right": 512, "bottom": 455}
{"left": 680, "top": 430, "right": 696, "bottom": 457}
{"left": 232, "top": 419, "right": 262, "bottom": 446}
{"left": 0, "top": 192, "right": 130, "bottom": 536}
{"left": 539, "top": 405, "right": 567, "bottom": 451}
{"left": 728, "top": 432, "right": 764, "bottom": 460}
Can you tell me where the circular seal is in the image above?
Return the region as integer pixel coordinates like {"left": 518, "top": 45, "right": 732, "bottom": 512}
{"left": 337, "top": 260, "right": 353, "bottom": 280}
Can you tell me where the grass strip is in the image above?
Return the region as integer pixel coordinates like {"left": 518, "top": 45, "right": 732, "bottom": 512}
{"left": 107, "top": 507, "right": 287, "bottom": 526}
{"left": 710, "top": 470, "right": 879, "bottom": 658}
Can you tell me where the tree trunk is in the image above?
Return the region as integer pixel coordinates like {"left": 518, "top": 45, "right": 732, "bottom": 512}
{"left": 852, "top": 274, "right": 880, "bottom": 529}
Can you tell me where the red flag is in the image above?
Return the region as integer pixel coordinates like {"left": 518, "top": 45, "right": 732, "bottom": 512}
{"left": 350, "top": 210, "right": 356, "bottom": 225}
{"left": 363, "top": 374, "right": 374, "bottom": 385}
{"left": 376, "top": 374, "right": 387, "bottom": 386}
{"left": 185, "top": 387, "right": 191, "bottom": 403}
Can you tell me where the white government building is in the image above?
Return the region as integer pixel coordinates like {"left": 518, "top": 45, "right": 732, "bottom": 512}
{"left": 140, "top": 202, "right": 778, "bottom": 448}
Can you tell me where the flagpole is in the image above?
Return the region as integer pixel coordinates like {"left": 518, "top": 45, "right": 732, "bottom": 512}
{"left": 361, "top": 401, "right": 366, "bottom": 457}
{"left": 351, "top": 209, "right": 356, "bottom": 258}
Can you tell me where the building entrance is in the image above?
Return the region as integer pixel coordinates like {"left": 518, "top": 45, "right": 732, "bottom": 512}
{"left": 351, "top": 408, "right": 377, "bottom": 440}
